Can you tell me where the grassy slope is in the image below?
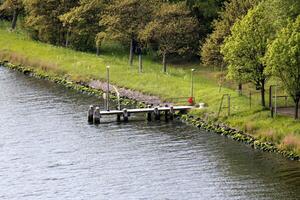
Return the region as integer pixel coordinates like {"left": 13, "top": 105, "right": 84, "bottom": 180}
{"left": 0, "top": 22, "right": 299, "bottom": 155}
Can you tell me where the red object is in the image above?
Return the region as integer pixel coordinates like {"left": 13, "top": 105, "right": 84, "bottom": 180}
{"left": 188, "top": 97, "right": 194, "bottom": 104}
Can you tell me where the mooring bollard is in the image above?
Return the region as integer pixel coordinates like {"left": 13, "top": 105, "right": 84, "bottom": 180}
{"left": 93, "top": 107, "right": 101, "bottom": 124}
{"left": 117, "top": 114, "right": 121, "bottom": 122}
{"left": 146, "top": 105, "right": 152, "bottom": 121}
{"left": 88, "top": 105, "right": 94, "bottom": 123}
{"left": 123, "top": 108, "right": 129, "bottom": 122}
{"left": 169, "top": 106, "right": 174, "bottom": 120}
{"left": 164, "top": 104, "right": 169, "bottom": 121}
{"left": 154, "top": 106, "right": 160, "bottom": 120}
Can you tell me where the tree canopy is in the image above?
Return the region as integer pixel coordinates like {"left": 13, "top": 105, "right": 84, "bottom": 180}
{"left": 139, "top": 2, "right": 199, "bottom": 72}
{"left": 0, "top": 0, "right": 23, "bottom": 29}
{"left": 221, "top": 0, "right": 300, "bottom": 107}
{"left": 265, "top": 16, "right": 300, "bottom": 118}
{"left": 201, "top": 0, "right": 261, "bottom": 68}
{"left": 23, "top": 0, "right": 79, "bottom": 45}
{"left": 59, "top": 0, "right": 106, "bottom": 51}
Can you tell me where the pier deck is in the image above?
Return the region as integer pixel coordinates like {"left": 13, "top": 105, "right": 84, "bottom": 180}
{"left": 88, "top": 105, "right": 194, "bottom": 124}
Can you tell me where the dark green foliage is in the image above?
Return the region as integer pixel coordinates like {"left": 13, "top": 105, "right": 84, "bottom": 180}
{"left": 186, "top": 0, "right": 226, "bottom": 37}
{"left": 265, "top": 16, "right": 300, "bottom": 118}
{"left": 139, "top": 2, "right": 199, "bottom": 72}
{"left": 221, "top": 0, "right": 300, "bottom": 107}
{"left": 60, "top": 0, "right": 106, "bottom": 51}
{"left": 201, "top": 0, "right": 261, "bottom": 68}
{"left": 23, "top": 0, "right": 79, "bottom": 45}
{"left": 0, "top": 0, "right": 23, "bottom": 29}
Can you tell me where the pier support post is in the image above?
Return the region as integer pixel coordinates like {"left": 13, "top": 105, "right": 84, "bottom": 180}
{"left": 147, "top": 105, "right": 152, "bottom": 121}
{"left": 169, "top": 106, "right": 174, "bottom": 120}
{"left": 123, "top": 108, "right": 129, "bottom": 122}
{"left": 93, "top": 107, "right": 101, "bottom": 124}
{"left": 164, "top": 104, "right": 169, "bottom": 122}
{"left": 88, "top": 105, "right": 94, "bottom": 123}
{"left": 154, "top": 107, "right": 160, "bottom": 120}
{"left": 117, "top": 114, "right": 121, "bottom": 122}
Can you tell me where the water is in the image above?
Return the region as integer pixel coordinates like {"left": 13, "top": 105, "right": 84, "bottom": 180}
{"left": 0, "top": 66, "right": 299, "bottom": 200}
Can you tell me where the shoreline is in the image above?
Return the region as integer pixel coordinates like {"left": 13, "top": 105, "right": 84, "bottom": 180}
{"left": 1, "top": 60, "right": 299, "bottom": 161}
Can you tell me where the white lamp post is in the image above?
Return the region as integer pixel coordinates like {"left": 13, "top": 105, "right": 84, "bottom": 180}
{"left": 106, "top": 66, "right": 110, "bottom": 111}
{"left": 191, "top": 69, "right": 195, "bottom": 98}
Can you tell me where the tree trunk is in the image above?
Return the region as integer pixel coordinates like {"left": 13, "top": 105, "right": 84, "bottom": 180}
{"left": 138, "top": 53, "right": 142, "bottom": 73}
{"left": 65, "top": 30, "right": 69, "bottom": 47}
{"left": 295, "top": 98, "right": 299, "bottom": 119}
{"left": 261, "top": 79, "right": 266, "bottom": 107}
{"left": 162, "top": 52, "right": 167, "bottom": 73}
{"left": 129, "top": 36, "right": 134, "bottom": 66}
{"left": 96, "top": 46, "right": 100, "bottom": 56}
{"left": 238, "top": 83, "right": 242, "bottom": 96}
{"left": 11, "top": 9, "right": 19, "bottom": 30}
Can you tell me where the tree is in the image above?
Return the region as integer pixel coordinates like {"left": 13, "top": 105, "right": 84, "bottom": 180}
{"left": 0, "top": 0, "right": 23, "bottom": 29}
{"left": 221, "top": 0, "right": 299, "bottom": 107}
{"left": 139, "top": 2, "right": 199, "bottom": 73}
{"left": 100, "top": 0, "right": 158, "bottom": 66}
{"left": 265, "top": 17, "right": 300, "bottom": 119}
{"left": 186, "top": 0, "right": 225, "bottom": 37}
{"left": 59, "top": 0, "right": 106, "bottom": 51}
{"left": 23, "top": 0, "right": 79, "bottom": 45}
{"left": 201, "top": 0, "right": 261, "bottom": 68}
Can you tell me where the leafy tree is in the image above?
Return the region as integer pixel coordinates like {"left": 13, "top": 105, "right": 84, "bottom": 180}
{"left": 139, "top": 2, "right": 199, "bottom": 73}
{"left": 265, "top": 17, "right": 300, "bottom": 119}
{"left": 0, "top": 0, "right": 23, "bottom": 29}
{"left": 221, "top": 0, "right": 300, "bottom": 107}
{"left": 23, "top": 0, "right": 79, "bottom": 45}
{"left": 201, "top": 0, "right": 261, "bottom": 68}
{"left": 59, "top": 0, "right": 106, "bottom": 51}
{"left": 100, "top": 0, "right": 158, "bottom": 66}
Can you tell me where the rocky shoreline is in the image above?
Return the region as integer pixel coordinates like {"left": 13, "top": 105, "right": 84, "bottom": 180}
{"left": 1, "top": 60, "right": 299, "bottom": 161}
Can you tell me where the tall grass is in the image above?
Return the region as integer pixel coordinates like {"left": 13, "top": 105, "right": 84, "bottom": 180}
{"left": 0, "top": 21, "right": 299, "bottom": 155}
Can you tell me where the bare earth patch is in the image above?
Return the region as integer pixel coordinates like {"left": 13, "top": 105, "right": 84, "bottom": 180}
{"left": 88, "top": 80, "right": 166, "bottom": 105}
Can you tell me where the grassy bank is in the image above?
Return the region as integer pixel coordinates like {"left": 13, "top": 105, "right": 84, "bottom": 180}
{"left": 0, "top": 21, "right": 299, "bottom": 157}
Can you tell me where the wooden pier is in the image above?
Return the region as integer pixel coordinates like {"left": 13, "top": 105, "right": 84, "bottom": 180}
{"left": 88, "top": 105, "right": 194, "bottom": 124}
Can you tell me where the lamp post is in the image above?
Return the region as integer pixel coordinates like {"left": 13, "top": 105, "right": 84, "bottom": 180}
{"left": 106, "top": 66, "right": 110, "bottom": 111}
{"left": 191, "top": 69, "right": 195, "bottom": 98}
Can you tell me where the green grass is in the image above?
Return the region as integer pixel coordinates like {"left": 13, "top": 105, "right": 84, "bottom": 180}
{"left": 0, "top": 21, "right": 299, "bottom": 155}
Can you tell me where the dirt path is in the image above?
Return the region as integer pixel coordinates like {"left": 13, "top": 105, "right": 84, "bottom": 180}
{"left": 88, "top": 80, "right": 168, "bottom": 106}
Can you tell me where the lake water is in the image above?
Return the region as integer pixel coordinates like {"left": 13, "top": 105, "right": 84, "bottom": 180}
{"left": 0, "top": 66, "right": 299, "bottom": 199}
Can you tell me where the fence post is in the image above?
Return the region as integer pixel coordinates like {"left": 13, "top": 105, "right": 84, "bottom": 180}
{"left": 269, "top": 85, "right": 274, "bottom": 118}
{"left": 228, "top": 95, "right": 230, "bottom": 116}
{"left": 249, "top": 91, "right": 252, "bottom": 108}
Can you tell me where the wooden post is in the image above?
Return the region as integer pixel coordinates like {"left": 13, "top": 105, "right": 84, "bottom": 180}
{"left": 164, "top": 104, "right": 169, "bottom": 121}
{"left": 154, "top": 107, "right": 160, "bottom": 120}
{"left": 170, "top": 106, "right": 174, "bottom": 120}
{"left": 129, "top": 35, "right": 134, "bottom": 67}
{"left": 117, "top": 114, "right": 121, "bottom": 122}
{"left": 228, "top": 95, "right": 230, "bottom": 116}
{"left": 123, "top": 108, "right": 129, "bottom": 122}
{"left": 139, "top": 53, "right": 143, "bottom": 73}
{"left": 88, "top": 105, "right": 94, "bottom": 123}
{"left": 162, "top": 52, "right": 167, "bottom": 73}
{"left": 269, "top": 86, "right": 274, "bottom": 118}
{"left": 93, "top": 107, "right": 101, "bottom": 124}
{"left": 249, "top": 91, "right": 252, "bottom": 108}
{"left": 147, "top": 105, "right": 152, "bottom": 121}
